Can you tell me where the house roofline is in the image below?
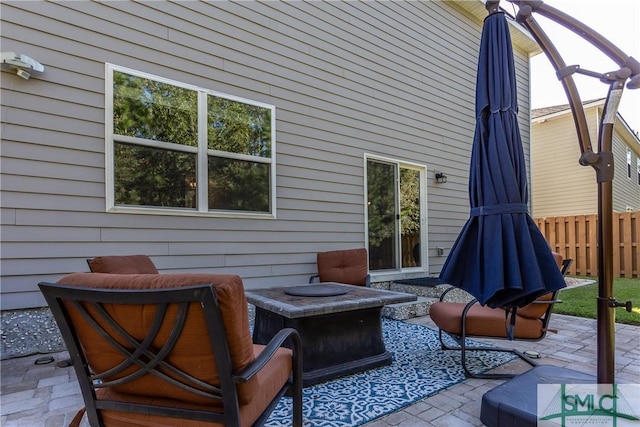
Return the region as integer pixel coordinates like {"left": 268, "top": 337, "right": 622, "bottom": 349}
{"left": 533, "top": 99, "right": 640, "bottom": 154}
{"left": 532, "top": 98, "right": 606, "bottom": 122}
{"left": 449, "top": 0, "right": 541, "bottom": 55}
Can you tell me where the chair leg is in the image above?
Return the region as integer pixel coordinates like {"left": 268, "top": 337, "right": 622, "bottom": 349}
{"left": 291, "top": 333, "right": 303, "bottom": 427}
{"left": 438, "top": 329, "right": 538, "bottom": 379}
{"left": 292, "top": 384, "right": 302, "bottom": 427}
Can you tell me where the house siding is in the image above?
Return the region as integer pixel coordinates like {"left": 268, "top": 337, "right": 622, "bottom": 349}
{"left": 531, "top": 111, "right": 599, "bottom": 217}
{"left": 612, "top": 124, "right": 640, "bottom": 212}
{"left": 1, "top": 1, "right": 534, "bottom": 310}
{"left": 532, "top": 103, "right": 640, "bottom": 217}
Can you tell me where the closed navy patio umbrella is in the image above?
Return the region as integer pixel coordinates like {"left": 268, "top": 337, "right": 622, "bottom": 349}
{"left": 439, "top": 11, "right": 566, "bottom": 309}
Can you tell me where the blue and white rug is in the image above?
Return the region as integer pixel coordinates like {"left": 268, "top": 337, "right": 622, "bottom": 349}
{"left": 265, "top": 318, "right": 516, "bottom": 426}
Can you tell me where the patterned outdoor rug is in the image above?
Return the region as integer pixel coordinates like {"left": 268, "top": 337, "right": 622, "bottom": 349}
{"left": 264, "top": 318, "right": 516, "bottom": 426}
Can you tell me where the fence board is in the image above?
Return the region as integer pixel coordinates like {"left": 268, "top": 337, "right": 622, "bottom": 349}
{"left": 587, "top": 214, "right": 598, "bottom": 276}
{"left": 534, "top": 212, "right": 638, "bottom": 278}
{"left": 613, "top": 213, "right": 622, "bottom": 277}
{"left": 577, "top": 215, "right": 586, "bottom": 275}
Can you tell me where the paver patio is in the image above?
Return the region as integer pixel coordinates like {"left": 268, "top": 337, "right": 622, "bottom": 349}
{"left": 1, "top": 314, "right": 638, "bottom": 426}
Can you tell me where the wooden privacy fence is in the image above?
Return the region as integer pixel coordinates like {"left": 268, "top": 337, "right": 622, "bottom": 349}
{"left": 534, "top": 212, "right": 639, "bottom": 278}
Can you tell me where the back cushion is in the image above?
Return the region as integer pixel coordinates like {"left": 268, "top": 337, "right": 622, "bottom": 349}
{"left": 516, "top": 291, "right": 554, "bottom": 319}
{"left": 317, "top": 248, "right": 369, "bottom": 286}
{"left": 56, "top": 272, "right": 256, "bottom": 405}
{"left": 87, "top": 255, "right": 159, "bottom": 274}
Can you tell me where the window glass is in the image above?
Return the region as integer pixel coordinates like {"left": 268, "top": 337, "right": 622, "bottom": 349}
{"left": 208, "top": 97, "right": 271, "bottom": 157}
{"left": 400, "top": 168, "right": 421, "bottom": 268}
{"left": 108, "top": 66, "right": 275, "bottom": 215}
{"left": 367, "top": 160, "right": 397, "bottom": 270}
{"left": 113, "top": 71, "right": 198, "bottom": 146}
{"left": 208, "top": 157, "right": 270, "bottom": 212}
{"left": 114, "top": 143, "right": 197, "bottom": 208}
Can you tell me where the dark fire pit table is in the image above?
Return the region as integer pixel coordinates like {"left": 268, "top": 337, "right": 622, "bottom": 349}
{"left": 245, "top": 283, "right": 416, "bottom": 386}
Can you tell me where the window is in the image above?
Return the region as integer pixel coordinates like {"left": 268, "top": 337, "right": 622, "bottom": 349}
{"left": 637, "top": 158, "right": 640, "bottom": 186}
{"left": 365, "top": 156, "right": 426, "bottom": 272}
{"left": 106, "top": 65, "right": 276, "bottom": 216}
{"left": 627, "top": 148, "right": 632, "bottom": 179}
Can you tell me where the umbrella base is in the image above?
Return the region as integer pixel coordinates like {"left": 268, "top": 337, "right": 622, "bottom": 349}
{"left": 480, "top": 365, "right": 595, "bottom": 427}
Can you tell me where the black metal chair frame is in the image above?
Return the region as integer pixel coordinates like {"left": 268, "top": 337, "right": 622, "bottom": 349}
{"left": 38, "top": 282, "right": 303, "bottom": 427}
{"left": 436, "top": 258, "right": 572, "bottom": 379}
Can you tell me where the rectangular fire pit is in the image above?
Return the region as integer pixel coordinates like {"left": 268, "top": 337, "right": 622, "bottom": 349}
{"left": 245, "top": 283, "right": 416, "bottom": 386}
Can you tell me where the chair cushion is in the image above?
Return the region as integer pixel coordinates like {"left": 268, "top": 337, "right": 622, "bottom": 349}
{"left": 317, "top": 248, "right": 368, "bottom": 286}
{"left": 56, "top": 273, "right": 257, "bottom": 405}
{"left": 95, "top": 346, "right": 292, "bottom": 427}
{"left": 429, "top": 301, "right": 544, "bottom": 339}
{"left": 516, "top": 292, "right": 553, "bottom": 319}
{"left": 87, "top": 255, "right": 159, "bottom": 274}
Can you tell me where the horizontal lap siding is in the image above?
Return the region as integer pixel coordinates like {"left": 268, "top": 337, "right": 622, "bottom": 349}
{"left": 612, "top": 128, "right": 640, "bottom": 212}
{"left": 0, "top": 1, "right": 531, "bottom": 309}
{"left": 532, "top": 108, "right": 600, "bottom": 217}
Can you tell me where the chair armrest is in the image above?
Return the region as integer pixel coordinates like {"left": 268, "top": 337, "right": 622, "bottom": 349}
{"left": 439, "top": 286, "right": 455, "bottom": 301}
{"left": 309, "top": 274, "right": 319, "bottom": 283}
{"left": 234, "top": 328, "right": 301, "bottom": 384}
{"left": 529, "top": 299, "right": 562, "bottom": 305}
{"left": 461, "top": 297, "right": 480, "bottom": 315}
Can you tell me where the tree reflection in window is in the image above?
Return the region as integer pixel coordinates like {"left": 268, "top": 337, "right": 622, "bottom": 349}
{"left": 113, "top": 71, "right": 197, "bottom": 146}
{"left": 114, "top": 143, "right": 196, "bottom": 208}
{"left": 208, "top": 97, "right": 271, "bottom": 157}
{"left": 208, "top": 157, "right": 269, "bottom": 212}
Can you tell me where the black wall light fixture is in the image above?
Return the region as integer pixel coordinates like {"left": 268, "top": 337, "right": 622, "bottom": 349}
{"left": 435, "top": 172, "right": 448, "bottom": 184}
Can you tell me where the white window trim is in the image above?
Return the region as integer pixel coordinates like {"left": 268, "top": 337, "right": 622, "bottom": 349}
{"left": 104, "top": 63, "right": 277, "bottom": 219}
{"left": 364, "top": 153, "right": 429, "bottom": 281}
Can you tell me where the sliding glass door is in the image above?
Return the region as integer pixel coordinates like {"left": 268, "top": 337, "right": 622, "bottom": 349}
{"left": 366, "top": 157, "right": 425, "bottom": 272}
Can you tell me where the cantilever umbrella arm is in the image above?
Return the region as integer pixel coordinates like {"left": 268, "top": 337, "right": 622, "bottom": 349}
{"left": 493, "top": 0, "right": 640, "bottom": 385}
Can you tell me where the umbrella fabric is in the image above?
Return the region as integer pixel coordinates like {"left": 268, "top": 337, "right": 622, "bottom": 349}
{"left": 439, "top": 12, "right": 566, "bottom": 309}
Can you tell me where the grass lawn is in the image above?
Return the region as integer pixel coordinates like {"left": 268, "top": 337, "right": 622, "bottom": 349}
{"left": 555, "top": 277, "right": 640, "bottom": 326}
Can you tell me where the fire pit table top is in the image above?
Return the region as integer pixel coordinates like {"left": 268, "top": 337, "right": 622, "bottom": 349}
{"left": 245, "top": 282, "right": 416, "bottom": 319}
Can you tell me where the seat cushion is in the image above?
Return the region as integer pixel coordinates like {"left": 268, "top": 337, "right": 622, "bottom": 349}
{"left": 56, "top": 273, "right": 257, "bottom": 405}
{"left": 95, "top": 346, "right": 293, "bottom": 427}
{"left": 87, "top": 255, "right": 159, "bottom": 274}
{"left": 317, "top": 248, "right": 368, "bottom": 286}
{"left": 429, "top": 301, "right": 544, "bottom": 340}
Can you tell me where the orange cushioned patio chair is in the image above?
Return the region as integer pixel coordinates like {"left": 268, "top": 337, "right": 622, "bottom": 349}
{"left": 39, "top": 272, "right": 302, "bottom": 427}
{"left": 87, "top": 254, "right": 159, "bottom": 274}
{"left": 429, "top": 253, "right": 572, "bottom": 379}
{"left": 309, "top": 248, "right": 371, "bottom": 286}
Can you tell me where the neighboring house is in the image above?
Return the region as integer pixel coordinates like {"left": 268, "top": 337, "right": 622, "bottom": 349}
{"left": 531, "top": 99, "right": 640, "bottom": 217}
{"left": 1, "top": 1, "right": 539, "bottom": 312}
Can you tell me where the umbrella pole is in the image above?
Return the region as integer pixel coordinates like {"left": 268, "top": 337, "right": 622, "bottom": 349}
{"left": 507, "top": 0, "right": 640, "bottom": 385}
{"left": 596, "top": 82, "right": 627, "bottom": 383}
{"left": 597, "top": 177, "right": 615, "bottom": 384}
{"left": 596, "top": 88, "right": 618, "bottom": 384}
